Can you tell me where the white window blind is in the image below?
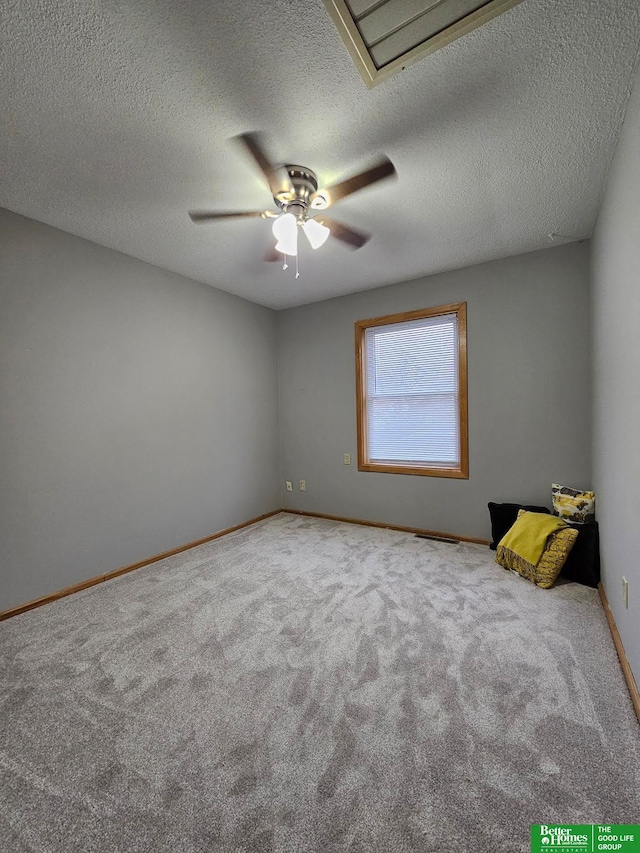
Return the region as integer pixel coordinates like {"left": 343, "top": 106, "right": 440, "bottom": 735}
{"left": 364, "top": 313, "right": 460, "bottom": 467}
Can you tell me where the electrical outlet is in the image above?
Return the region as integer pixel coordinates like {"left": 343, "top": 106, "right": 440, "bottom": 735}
{"left": 299, "top": 480, "right": 306, "bottom": 491}
{"left": 622, "top": 577, "right": 629, "bottom": 609}
{"left": 285, "top": 480, "right": 293, "bottom": 492}
{"left": 343, "top": 452, "right": 351, "bottom": 465}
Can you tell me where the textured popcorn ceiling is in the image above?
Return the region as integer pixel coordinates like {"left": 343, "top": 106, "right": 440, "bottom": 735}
{"left": 1, "top": 0, "right": 639, "bottom": 309}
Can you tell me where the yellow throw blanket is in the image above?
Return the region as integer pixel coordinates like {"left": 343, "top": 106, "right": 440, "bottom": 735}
{"left": 498, "top": 512, "right": 567, "bottom": 566}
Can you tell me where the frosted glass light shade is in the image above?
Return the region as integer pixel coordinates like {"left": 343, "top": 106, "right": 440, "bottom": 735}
{"left": 272, "top": 213, "right": 298, "bottom": 256}
{"left": 303, "top": 218, "right": 330, "bottom": 249}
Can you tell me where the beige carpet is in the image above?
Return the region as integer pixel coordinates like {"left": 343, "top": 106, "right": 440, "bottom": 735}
{"left": 1, "top": 512, "right": 638, "bottom": 852}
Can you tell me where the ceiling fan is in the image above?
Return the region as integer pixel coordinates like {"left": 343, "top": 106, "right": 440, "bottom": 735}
{"left": 188, "top": 132, "right": 396, "bottom": 265}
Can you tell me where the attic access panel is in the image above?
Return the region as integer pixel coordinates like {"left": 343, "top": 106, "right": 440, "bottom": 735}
{"left": 324, "top": 0, "right": 524, "bottom": 87}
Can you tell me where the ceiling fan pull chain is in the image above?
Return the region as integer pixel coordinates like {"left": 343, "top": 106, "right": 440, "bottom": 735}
{"left": 282, "top": 254, "right": 288, "bottom": 270}
{"left": 295, "top": 254, "right": 300, "bottom": 279}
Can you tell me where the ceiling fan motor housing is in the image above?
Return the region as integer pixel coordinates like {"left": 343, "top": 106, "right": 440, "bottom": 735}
{"left": 285, "top": 201, "right": 309, "bottom": 223}
{"left": 276, "top": 165, "right": 319, "bottom": 214}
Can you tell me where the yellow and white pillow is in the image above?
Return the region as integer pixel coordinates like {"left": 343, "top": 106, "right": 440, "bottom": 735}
{"left": 551, "top": 483, "right": 595, "bottom": 524}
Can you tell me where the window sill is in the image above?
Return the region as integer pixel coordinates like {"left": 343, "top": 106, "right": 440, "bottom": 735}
{"left": 358, "top": 461, "right": 469, "bottom": 479}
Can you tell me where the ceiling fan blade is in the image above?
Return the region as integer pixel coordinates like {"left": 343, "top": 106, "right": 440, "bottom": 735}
{"left": 189, "top": 210, "right": 269, "bottom": 222}
{"left": 235, "top": 132, "right": 293, "bottom": 198}
{"left": 316, "top": 216, "right": 371, "bottom": 250}
{"left": 264, "top": 246, "right": 282, "bottom": 262}
{"left": 317, "top": 157, "right": 396, "bottom": 207}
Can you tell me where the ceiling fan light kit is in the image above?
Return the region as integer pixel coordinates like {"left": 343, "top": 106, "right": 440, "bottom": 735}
{"left": 188, "top": 132, "right": 396, "bottom": 275}
{"left": 272, "top": 212, "right": 298, "bottom": 256}
{"left": 303, "top": 217, "right": 330, "bottom": 249}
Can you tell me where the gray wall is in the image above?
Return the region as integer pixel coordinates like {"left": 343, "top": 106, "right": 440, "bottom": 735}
{"left": 0, "top": 208, "right": 280, "bottom": 611}
{"left": 591, "top": 64, "right": 640, "bottom": 684}
{"left": 277, "top": 242, "right": 592, "bottom": 541}
{"left": 0, "top": 209, "right": 596, "bottom": 613}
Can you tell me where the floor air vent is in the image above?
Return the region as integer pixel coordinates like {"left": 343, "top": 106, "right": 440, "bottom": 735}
{"left": 415, "top": 533, "right": 460, "bottom": 544}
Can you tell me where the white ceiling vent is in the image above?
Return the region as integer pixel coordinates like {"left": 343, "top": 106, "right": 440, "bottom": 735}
{"left": 324, "top": 0, "right": 524, "bottom": 87}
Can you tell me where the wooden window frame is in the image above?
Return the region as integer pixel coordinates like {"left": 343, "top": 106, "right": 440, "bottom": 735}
{"left": 355, "top": 302, "right": 468, "bottom": 479}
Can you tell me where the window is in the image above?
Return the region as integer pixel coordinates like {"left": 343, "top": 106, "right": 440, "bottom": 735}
{"left": 355, "top": 303, "right": 468, "bottom": 478}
